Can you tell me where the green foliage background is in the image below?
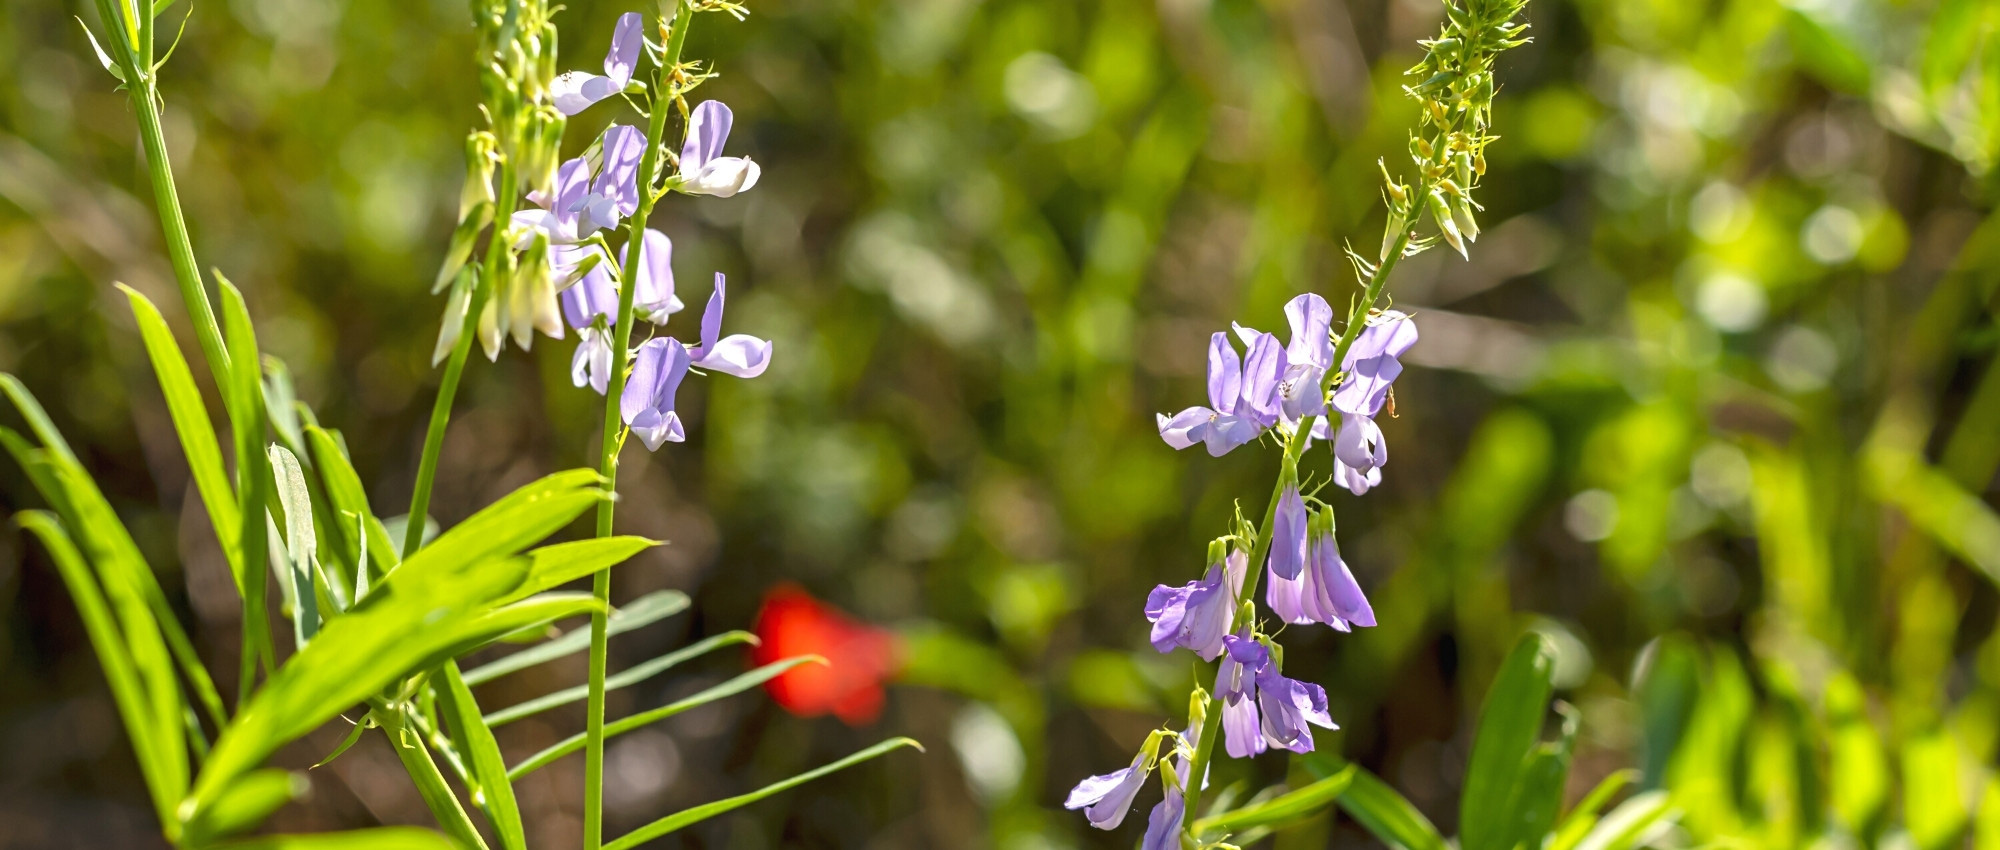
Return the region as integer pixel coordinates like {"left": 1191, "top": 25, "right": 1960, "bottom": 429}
{"left": 2, "top": 0, "right": 1997, "bottom": 846}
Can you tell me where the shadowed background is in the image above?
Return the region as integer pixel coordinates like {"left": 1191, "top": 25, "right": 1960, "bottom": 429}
{"left": 2, "top": 0, "right": 1997, "bottom": 846}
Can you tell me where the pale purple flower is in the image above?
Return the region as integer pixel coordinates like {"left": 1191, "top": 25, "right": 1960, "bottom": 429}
{"left": 1215, "top": 633, "right": 1267, "bottom": 758}
{"left": 513, "top": 157, "right": 594, "bottom": 245}
{"left": 575, "top": 124, "right": 646, "bottom": 233}
{"left": 1322, "top": 311, "right": 1418, "bottom": 486}
{"left": 1065, "top": 748, "right": 1152, "bottom": 830}
{"left": 1140, "top": 777, "right": 1185, "bottom": 850}
{"left": 621, "top": 337, "right": 691, "bottom": 450}
{"left": 1278, "top": 294, "right": 1333, "bottom": 421}
{"left": 1157, "top": 331, "right": 1278, "bottom": 456}
{"left": 678, "top": 101, "right": 762, "bottom": 197}
{"left": 561, "top": 264, "right": 617, "bottom": 393}
{"left": 551, "top": 12, "right": 643, "bottom": 116}
{"left": 687, "top": 273, "right": 772, "bottom": 378}
{"left": 1269, "top": 512, "right": 1374, "bottom": 630}
{"left": 1267, "top": 483, "right": 1308, "bottom": 581}
{"left": 1144, "top": 550, "right": 1245, "bottom": 660}
{"left": 1254, "top": 662, "right": 1336, "bottom": 754}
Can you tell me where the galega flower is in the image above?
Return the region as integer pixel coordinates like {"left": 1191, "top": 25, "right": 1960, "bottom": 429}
{"left": 1267, "top": 510, "right": 1375, "bottom": 630}
{"left": 687, "top": 273, "right": 772, "bottom": 377}
{"left": 1267, "top": 483, "right": 1309, "bottom": 581}
{"left": 550, "top": 12, "right": 643, "bottom": 116}
{"left": 1156, "top": 330, "right": 1282, "bottom": 456}
{"left": 1311, "top": 310, "right": 1419, "bottom": 495}
{"left": 560, "top": 229, "right": 679, "bottom": 394}
{"left": 575, "top": 124, "right": 646, "bottom": 234}
{"left": 676, "top": 101, "right": 762, "bottom": 197}
{"left": 1065, "top": 746, "right": 1154, "bottom": 830}
{"left": 1213, "top": 633, "right": 1335, "bottom": 757}
{"left": 1144, "top": 548, "right": 1245, "bottom": 660}
{"left": 620, "top": 337, "right": 692, "bottom": 450}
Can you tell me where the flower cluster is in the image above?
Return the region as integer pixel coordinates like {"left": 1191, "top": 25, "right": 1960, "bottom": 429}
{"left": 437, "top": 12, "right": 771, "bottom": 452}
{"left": 1070, "top": 0, "right": 1528, "bottom": 839}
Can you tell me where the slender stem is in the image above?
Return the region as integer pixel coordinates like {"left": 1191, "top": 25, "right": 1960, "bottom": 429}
{"left": 371, "top": 700, "right": 490, "bottom": 850}
{"left": 585, "top": 7, "right": 692, "bottom": 848}
{"left": 1182, "top": 210, "right": 1419, "bottom": 833}
{"left": 404, "top": 166, "right": 517, "bottom": 559}
{"left": 130, "top": 78, "right": 232, "bottom": 394}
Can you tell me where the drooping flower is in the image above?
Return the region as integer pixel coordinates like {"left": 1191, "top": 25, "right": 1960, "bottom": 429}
{"left": 1156, "top": 331, "right": 1282, "bottom": 456}
{"left": 1215, "top": 632, "right": 1267, "bottom": 758}
{"left": 1065, "top": 747, "right": 1154, "bottom": 831}
{"left": 1267, "top": 483, "right": 1309, "bottom": 581}
{"left": 1314, "top": 311, "right": 1419, "bottom": 491}
{"left": 550, "top": 12, "right": 643, "bottom": 116}
{"left": 1144, "top": 549, "right": 1245, "bottom": 660}
{"left": 1254, "top": 661, "right": 1337, "bottom": 754}
{"left": 1268, "top": 510, "right": 1374, "bottom": 630}
{"left": 677, "top": 101, "right": 762, "bottom": 197}
{"left": 575, "top": 124, "right": 646, "bottom": 233}
{"left": 751, "top": 583, "right": 900, "bottom": 725}
{"left": 1140, "top": 780, "right": 1185, "bottom": 850}
{"left": 559, "top": 229, "right": 680, "bottom": 395}
{"left": 687, "top": 273, "right": 772, "bottom": 377}
{"left": 620, "top": 337, "right": 691, "bottom": 450}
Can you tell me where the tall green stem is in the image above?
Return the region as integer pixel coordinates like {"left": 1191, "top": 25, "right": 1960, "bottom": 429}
{"left": 404, "top": 167, "right": 517, "bottom": 559}
{"left": 585, "top": 6, "right": 692, "bottom": 847}
{"left": 1181, "top": 211, "right": 1419, "bottom": 833}
{"left": 130, "top": 80, "right": 232, "bottom": 393}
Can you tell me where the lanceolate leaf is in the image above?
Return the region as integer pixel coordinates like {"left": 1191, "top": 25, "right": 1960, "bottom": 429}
{"left": 1331, "top": 760, "right": 1449, "bottom": 850}
{"left": 202, "top": 827, "right": 458, "bottom": 850}
{"left": 182, "top": 768, "right": 307, "bottom": 845}
{"left": 219, "top": 276, "right": 276, "bottom": 693}
{"left": 510, "top": 656, "right": 823, "bottom": 780}
{"left": 484, "top": 630, "right": 757, "bottom": 726}
{"left": 1460, "top": 632, "right": 1557, "bottom": 850}
{"left": 119, "top": 284, "right": 242, "bottom": 580}
{"left": 1192, "top": 762, "right": 1355, "bottom": 836}
{"left": 499, "top": 536, "right": 658, "bottom": 605}
{"left": 462, "top": 589, "right": 689, "bottom": 685}
{"left": 268, "top": 444, "right": 321, "bottom": 647}
{"left": 435, "top": 663, "right": 525, "bottom": 850}
{"left": 373, "top": 468, "right": 606, "bottom": 596}
{"left": 601, "top": 737, "right": 923, "bottom": 850}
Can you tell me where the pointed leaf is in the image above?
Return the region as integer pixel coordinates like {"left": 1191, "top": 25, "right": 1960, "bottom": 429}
{"left": 120, "top": 284, "right": 241, "bottom": 582}
{"left": 435, "top": 663, "right": 525, "bottom": 850}
{"left": 1461, "top": 632, "right": 1556, "bottom": 850}
{"left": 462, "top": 590, "right": 688, "bottom": 685}
{"left": 1333, "top": 761, "right": 1448, "bottom": 850}
{"left": 484, "top": 630, "right": 757, "bottom": 726}
{"left": 184, "top": 769, "right": 307, "bottom": 844}
{"left": 1192, "top": 763, "right": 1355, "bottom": 836}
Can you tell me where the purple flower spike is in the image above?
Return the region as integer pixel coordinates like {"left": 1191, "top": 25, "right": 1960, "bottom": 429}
{"left": 621, "top": 338, "right": 692, "bottom": 450}
{"left": 631, "top": 228, "right": 682, "bottom": 324}
{"left": 678, "top": 101, "right": 762, "bottom": 197}
{"left": 684, "top": 274, "right": 773, "bottom": 378}
{"left": 1065, "top": 749, "right": 1152, "bottom": 830}
{"left": 1140, "top": 782, "right": 1185, "bottom": 850}
{"left": 1254, "top": 664, "right": 1336, "bottom": 754}
{"left": 1268, "top": 484, "right": 1309, "bottom": 581}
{"left": 552, "top": 12, "right": 644, "bottom": 116}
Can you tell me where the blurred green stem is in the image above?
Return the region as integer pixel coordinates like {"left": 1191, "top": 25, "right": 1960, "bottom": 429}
{"left": 586, "top": 5, "right": 691, "bottom": 848}
{"left": 1181, "top": 212, "right": 1418, "bottom": 835}
{"left": 403, "top": 166, "right": 515, "bottom": 560}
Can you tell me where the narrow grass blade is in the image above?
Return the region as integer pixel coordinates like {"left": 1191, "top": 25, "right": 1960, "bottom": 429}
{"left": 268, "top": 445, "right": 320, "bottom": 646}
{"left": 304, "top": 425, "right": 399, "bottom": 582}
{"left": 1460, "top": 632, "right": 1556, "bottom": 850}
{"left": 1191, "top": 762, "right": 1354, "bottom": 836}
{"left": 484, "top": 630, "right": 757, "bottom": 727}
{"left": 601, "top": 737, "right": 922, "bottom": 850}
{"left": 311, "top": 717, "right": 370, "bottom": 769}
{"left": 219, "top": 276, "right": 275, "bottom": 693}
{"left": 1333, "top": 761, "right": 1448, "bottom": 850}
{"left": 436, "top": 663, "right": 525, "bottom": 850}
{"left": 509, "top": 656, "right": 821, "bottom": 780}
{"left": 462, "top": 590, "right": 688, "bottom": 685}
{"left": 119, "top": 284, "right": 242, "bottom": 579}
{"left": 367, "top": 703, "right": 489, "bottom": 850}
{"left": 203, "top": 827, "right": 457, "bottom": 850}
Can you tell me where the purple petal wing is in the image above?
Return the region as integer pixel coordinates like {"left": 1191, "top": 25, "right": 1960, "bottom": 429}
{"left": 1284, "top": 293, "right": 1334, "bottom": 369}
{"left": 604, "top": 12, "right": 642, "bottom": 85}
{"left": 681, "top": 100, "right": 734, "bottom": 173}
{"left": 1206, "top": 332, "right": 1241, "bottom": 413}
{"left": 1238, "top": 332, "right": 1286, "bottom": 427}
{"left": 1157, "top": 407, "right": 1213, "bottom": 451}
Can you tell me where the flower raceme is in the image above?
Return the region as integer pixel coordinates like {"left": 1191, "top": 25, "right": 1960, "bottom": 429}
{"left": 1214, "top": 633, "right": 1336, "bottom": 758}
{"left": 1156, "top": 293, "right": 1336, "bottom": 457}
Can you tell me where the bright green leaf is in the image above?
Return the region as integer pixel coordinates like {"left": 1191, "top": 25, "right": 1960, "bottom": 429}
{"left": 602, "top": 737, "right": 922, "bottom": 850}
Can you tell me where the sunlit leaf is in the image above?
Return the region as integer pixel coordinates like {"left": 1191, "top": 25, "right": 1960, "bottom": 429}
{"left": 1460, "top": 632, "right": 1556, "bottom": 850}
{"left": 461, "top": 590, "right": 688, "bottom": 685}
{"left": 602, "top": 737, "right": 922, "bottom": 850}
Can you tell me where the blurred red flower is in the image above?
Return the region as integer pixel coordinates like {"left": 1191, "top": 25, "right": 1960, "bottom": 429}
{"left": 751, "top": 583, "right": 900, "bottom": 725}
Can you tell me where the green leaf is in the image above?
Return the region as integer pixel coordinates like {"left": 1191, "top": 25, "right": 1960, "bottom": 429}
{"left": 1571, "top": 790, "right": 1672, "bottom": 850}
{"left": 268, "top": 445, "right": 320, "bottom": 647}
{"left": 1332, "top": 762, "right": 1448, "bottom": 850}
{"left": 500, "top": 536, "right": 658, "bottom": 605}
{"left": 1784, "top": 9, "right": 1873, "bottom": 96}
{"left": 1460, "top": 632, "right": 1556, "bottom": 850}
{"left": 1191, "top": 763, "right": 1354, "bottom": 836}
{"left": 1549, "top": 769, "right": 1637, "bottom": 850}
{"left": 510, "top": 655, "right": 823, "bottom": 780}
{"left": 461, "top": 590, "right": 688, "bottom": 685}
{"left": 1905, "top": 729, "right": 1968, "bottom": 850}
{"left": 311, "top": 718, "right": 369, "bottom": 770}
{"left": 484, "top": 630, "right": 757, "bottom": 726}
{"left": 15, "top": 511, "right": 176, "bottom": 829}
{"left": 219, "top": 275, "right": 276, "bottom": 696}
{"left": 435, "top": 663, "right": 525, "bottom": 850}
{"left": 602, "top": 737, "right": 923, "bottom": 850}
{"left": 184, "top": 769, "right": 307, "bottom": 844}
{"left": 374, "top": 468, "right": 605, "bottom": 598}
{"left": 1508, "top": 701, "right": 1580, "bottom": 849}
{"left": 303, "top": 426, "right": 398, "bottom": 585}
{"left": 119, "top": 284, "right": 242, "bottom": 584}
{"left": 202, "top": 827, "right": 459, "bottom": 850}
